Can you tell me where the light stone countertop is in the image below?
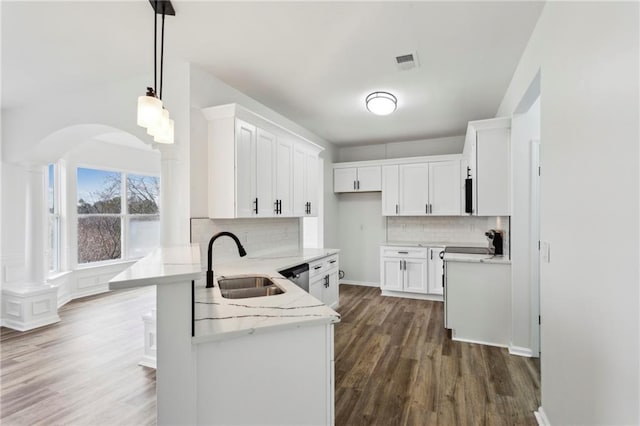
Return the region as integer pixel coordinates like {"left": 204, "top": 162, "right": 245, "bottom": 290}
{"left": 108, "top": 246, "right": 341, "bottom": 344}
{"left": 193, "top": 248, "right": 341, "bottom": 344}
{"left": 109, "top": 245, "right": 202, "bottom": 290}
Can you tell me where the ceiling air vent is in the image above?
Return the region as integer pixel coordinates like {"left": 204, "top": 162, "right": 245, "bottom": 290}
{"left": 395, "top": 52, "right": 419, "bottom": 71}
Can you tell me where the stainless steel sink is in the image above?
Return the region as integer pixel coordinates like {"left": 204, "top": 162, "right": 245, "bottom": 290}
{"left": 217, "top": 276, "right": 285, "bottom": 299}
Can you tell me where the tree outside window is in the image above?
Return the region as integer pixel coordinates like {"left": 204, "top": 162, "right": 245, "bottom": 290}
{"left": 77, "top": 168, "right": 159, "bottom": 264}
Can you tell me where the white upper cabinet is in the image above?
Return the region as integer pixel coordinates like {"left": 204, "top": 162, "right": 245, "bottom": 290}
{"left": 255, "top": 128, "right": 275, "bottom": 218}
{"left": 235, "top": 120, "right": 257, "bottom": 218}
{"left": 274, "top": 137, "right": 293, "bottom": 217}
{"left": 381, "top": 165, "right": 399, "bottom": 215}
{"left": 203, "top": 104, "right": 323, "bottom": 219}
{"left": 400, "top": 163, "right": 430, "bottom": 215}
{"left": 333, "top": 166, "right": 381, "bottom": 192}
{"left": 293, "top": 145, "right": 319, "bottom": 217}
{"left": 429, "top": 161, "right": 461, "bottom": 215}
{"left": 381, "top": 160, "right": 461, "bottom": 216}
{"left": 464, "top": 118, "right": 511, "bottom": 216}
{"left": 305, "top": 152, "right": 319, "bottom": 216}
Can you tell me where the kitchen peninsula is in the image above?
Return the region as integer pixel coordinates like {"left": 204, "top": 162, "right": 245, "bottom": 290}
{"left": 109, "top": 245, "right": 340, "bottom": 426}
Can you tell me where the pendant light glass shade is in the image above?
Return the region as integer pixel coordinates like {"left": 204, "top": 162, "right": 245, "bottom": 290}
{"left": 154, "top": 110, "right": 174, "bottom": 144}
{"left": 366, "top": 91, "right": 397, "bottom": 116}
{"left": 137, "top": 88, "right": 163, "bottom": 128}
{"left": 147, "top": 108, "right": 167, "bottom": 138}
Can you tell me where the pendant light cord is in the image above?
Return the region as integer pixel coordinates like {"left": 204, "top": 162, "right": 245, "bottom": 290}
{"left": 153, "top": 1, "right": 158, "bottom": 97}
{"left": 160, "top": 9, "right": 165, "bottom": 101}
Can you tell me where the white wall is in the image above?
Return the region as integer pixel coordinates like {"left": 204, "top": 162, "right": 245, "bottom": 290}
{"left": 337, "top": 135, "right": 464, "bottom": 163}
{"left": 188, "top": 64, "right": 340, "bottom": 249}
{"left": 497, "top": 3, "right": 639, "bottom": 424}
{"left": 336, "top": 193, "right": 386, "bottom": 284}
{"left": 510, "top": 98, "right": 540, "bottom": 354}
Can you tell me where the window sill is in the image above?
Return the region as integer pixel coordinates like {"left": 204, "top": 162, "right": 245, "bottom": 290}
{"left": 47, "top": 270, "right": 73, "bottom": 281}
{"left": 75, "top": 259, "right": 138, "bottom": 271}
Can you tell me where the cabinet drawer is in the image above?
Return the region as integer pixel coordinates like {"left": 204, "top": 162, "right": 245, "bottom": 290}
{"left": 310, "top": 254, "right": 339, "bottom": 278}
{"left": 381, "top": 246, "right": 427, "bottom": 259}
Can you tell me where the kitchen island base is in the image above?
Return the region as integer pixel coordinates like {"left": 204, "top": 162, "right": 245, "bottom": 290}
{"left": 196, "top": 323, "right": 335, "bottom": 425}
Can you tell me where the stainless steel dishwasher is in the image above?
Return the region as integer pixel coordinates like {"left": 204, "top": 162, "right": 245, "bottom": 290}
{"left": 279, "top": 263, "right": 310, "bottom": 292}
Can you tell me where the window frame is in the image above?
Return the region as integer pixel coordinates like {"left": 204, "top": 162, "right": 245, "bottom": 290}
{"left": 46, "top": 163, "right": 61, "bottom": 274}
{"left": 75, "top": 166, "right": 160, "bottom": 266}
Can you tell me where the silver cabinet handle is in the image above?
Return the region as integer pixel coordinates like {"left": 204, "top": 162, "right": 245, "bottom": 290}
{"left": 353, "top": 181, "right": 356, "bottom": 190}
{"left": 329, "top": 260, "right": 336, "bottom": 264}
{"left": 314, "top": 265, "right": 322, "bottom": 270}
{"left": 398, "top": 251, "right": 409, "bottom": 254}
{"left": 357, "top": 180, "right": 360, "bottom": 190}
{"left": 403, "top": 260, "right": 407, "bottom": 270}
{"left": 395, "top": 204, "right": 399, "bottom": 214}
{"left": 430, "top": 204, "right": 433, "bottom": 214}
{"left": 426, "top": 204, "right": 428, "bottom": 214}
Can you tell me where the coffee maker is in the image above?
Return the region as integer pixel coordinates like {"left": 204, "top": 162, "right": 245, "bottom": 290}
{"left": 485, "top": 229, "right": 504, "bottom": 256}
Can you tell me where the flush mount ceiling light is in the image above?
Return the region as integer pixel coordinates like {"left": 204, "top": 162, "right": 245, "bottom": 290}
{"left": 137, "top": 0, "right": 176, "bottom": 144}
{"left": 366, "top": 91, "right": 397, "bottom": 116}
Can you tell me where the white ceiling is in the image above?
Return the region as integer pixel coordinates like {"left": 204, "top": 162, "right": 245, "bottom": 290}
{"left": 2, "top": 1, "right": 544, "bottom": 146}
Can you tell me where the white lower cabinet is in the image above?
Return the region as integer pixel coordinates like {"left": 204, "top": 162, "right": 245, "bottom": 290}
{"left": 309, "top": 254, "right": 339, "bottom": 309}
{"left": 380, "top": 246, "right": 443, "bottom": 299}
{"left": 427, "top": 247, "right": 445, "bottom": 296}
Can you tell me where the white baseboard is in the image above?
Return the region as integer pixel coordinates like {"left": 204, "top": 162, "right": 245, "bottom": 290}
{"left": 139, "top": 356, "right": 157, "bottom": 369}
{"left": 381, "top": 289, "right": 443, "bottom": 302}
{"left": 509, "top": 344, "right": 534, "bottom": 357}
{"left": 340, "top": 280, "right": 379, "bottom": 288}
{"left": 451, "top": 335, "right": 509, "bottom": 349}
{"left": 1, "top": 314, "right": 60, "bottom": 332}
{"left": 534, "top": 406, "right": 551, "bottom": 426}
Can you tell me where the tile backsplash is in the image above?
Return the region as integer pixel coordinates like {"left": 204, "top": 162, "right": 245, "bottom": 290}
{"left": 191, "top": 217, "right": 300, "bottom": 267}
{"left": 387, "top": 216, "right": 510, "bottom": 255}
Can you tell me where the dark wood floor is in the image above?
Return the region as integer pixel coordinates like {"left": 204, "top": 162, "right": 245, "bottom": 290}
{"left": 1, "top": 284, "right": 540, "bottom": 425}
{"left": 334, "top": 285, "right": 540, "bottom": 426}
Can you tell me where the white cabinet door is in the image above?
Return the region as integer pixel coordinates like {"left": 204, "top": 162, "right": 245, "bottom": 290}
{"left": 404, "top": 258, "right": 428, "bottom": 294}
{"left": 292, "top": 145, "right": 306, "bottom": 217}
{"left": 356, "top": 166, "right": 381, "bottom": 191}
{"left": 429, "top": 161, "right": 461, "bottom": 215}
{"left": 324, "top": 270, "right": 339, "bottom": 309}
{"left": 309, "top": 275, "right": 324, "bottom": 302}
{"left": 334, "top": 168, "right": 357, "bottom": 192}
{"left": 235, "top": 119, "right": 256, "bottom": 218}
{"left": 427, "top": 247, "right": 444, "bottom": 295}
{"left": 380, "top": 258, "right": 403, "bottom": 291}
{"left": 476, "top": 127, "right": 510, "bottom": 216}
{"left": 274, "top": 138, "right": 294, "bottom": 216}
{"left": 382, "top": 165, "right": 399, "bottom": 216}
{"left": 305, "top": 152, "right": 319, "bottom": 216}
{"left": 255, "top": 128, "right": 275, "bottom": 217}
{"left": 399, "top": 163, "right": 429, "bottom": 215}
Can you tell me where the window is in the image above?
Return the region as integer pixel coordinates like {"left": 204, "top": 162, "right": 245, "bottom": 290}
{"left": 77, "top": 168, "right": 159, "bottom": 264}
{"left": 47, "top": 163, "right": 60, "bottom": 272}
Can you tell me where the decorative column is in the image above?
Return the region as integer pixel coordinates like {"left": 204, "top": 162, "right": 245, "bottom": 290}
{"left": 1, "top": 164, "right": 60, "bottom": 331}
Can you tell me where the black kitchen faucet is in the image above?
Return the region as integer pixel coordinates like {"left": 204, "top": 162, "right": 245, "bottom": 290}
{"left": 206, "top": 232, "right": 247, "bottom": 288}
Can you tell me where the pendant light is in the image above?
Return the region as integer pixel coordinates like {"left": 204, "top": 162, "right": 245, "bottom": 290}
{"left": 136, "top": 0, "right": 176, "bottom": 144}
{"left": 366, "top": 91, "right": 397, "bottom": 116}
